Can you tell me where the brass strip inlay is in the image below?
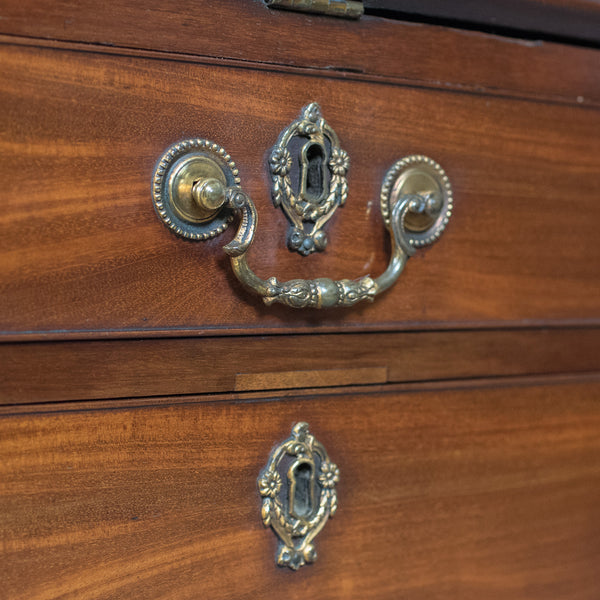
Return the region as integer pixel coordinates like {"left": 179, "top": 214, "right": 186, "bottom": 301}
{"left": 235, "top": 366, "right": 387, "bottom": 391}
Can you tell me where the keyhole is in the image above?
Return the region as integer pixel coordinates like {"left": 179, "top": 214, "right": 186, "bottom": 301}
{"left": 292, "top": 462, "right": 313, "bottom": 518}
{"left": 302, "top": 143, "right": 325, "bottom": 203}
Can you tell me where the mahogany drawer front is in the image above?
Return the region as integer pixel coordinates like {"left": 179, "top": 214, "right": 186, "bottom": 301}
{"left": 2, "top": 328, "right": 600, "bottom": 404}
{"left": 1, "top": 2, "right": 599, "bottom": 106}
{"left": 1, "top": 379, "right": 600, "bottom": 599}
{"left": 1, "top": 41, "right": 600, "bottom": 339}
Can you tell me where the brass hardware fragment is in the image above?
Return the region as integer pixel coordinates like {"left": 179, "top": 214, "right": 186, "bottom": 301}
{"left": 152, "top": 104, "right": 453, "bottom": 308}
{"left": 381, "top": 155, "right": 452, "bottom": 248}
{"left": 152, "top": 139, "right": 239, "bottom": 240}
{"left": 270, "top": 102, "right": 349, "bottom": 256}
{"left": 192, "top": 178, "right": 226, "bottom": 212}
{"left": 258, "top": 422, "right": 339, "bottom": 570}
{"left": 264, "top": 0, "right": 363, "bottom": 19}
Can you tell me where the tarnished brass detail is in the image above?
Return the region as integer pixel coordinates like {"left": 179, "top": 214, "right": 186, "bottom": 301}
{"left": 264, "top": 0, "right": 363, "bottom": 19}
{"left": 270, "top": 103, "right": 349, "bottom": 256}
{"left": 380, "top": 155, "right": 452, "bottom": 248}
{"left": 192, "top": 178, "right": 226, "bottom": 212}
{"left": 152, "top": 107, "right": 453, "bottom": 308}
{"left": 258, "top": 422, "right": 339, "bottom": 570}
{"left": 219, "top": 165, "right": 451, "bottom": 307}
{"left": 152, "top": 140, "right": 239, "bottom": 240}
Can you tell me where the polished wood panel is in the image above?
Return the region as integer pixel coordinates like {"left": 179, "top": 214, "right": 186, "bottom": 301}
{"left": 2, "top": 328, "right": 600, "bottom": 404}
{"left": 1, "top": 0, "right": 600, "bottom": 106}
{"left": 1, "top": 43, "right": 599, "bottom": 338}
{"left": 2, "top": 379, "right": 600, "bottom": 599}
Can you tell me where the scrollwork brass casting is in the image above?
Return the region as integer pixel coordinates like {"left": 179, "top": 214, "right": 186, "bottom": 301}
{"left": 258, "top": 422, "right": 339, "bottom": 570}
{"left": 151, "top": 103, "right": 453, "bottom": 309}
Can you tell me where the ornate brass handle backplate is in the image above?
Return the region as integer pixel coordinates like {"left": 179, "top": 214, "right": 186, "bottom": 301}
{"left": 152, "top": 103, "right": 453, "bottom": 309}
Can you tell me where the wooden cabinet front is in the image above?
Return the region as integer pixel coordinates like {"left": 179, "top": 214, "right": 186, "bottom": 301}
{"left": 2, "top": 380, "right": 600, "bottom": 599}
{"left": 1, "top": 2, "right": 599, "bottom": 598}
{"left": 1, "top": 41, "right": 600, "bottom": 336}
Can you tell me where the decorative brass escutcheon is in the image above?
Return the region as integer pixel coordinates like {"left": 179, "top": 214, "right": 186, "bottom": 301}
{"left": 269, "top": 103, "right": 349, "bottom": 255}
{"left": 151, "top": 102, "right": 453, "bottom": 308}
{"left": 258, "top": 422, "right": 339, "bottom": 570}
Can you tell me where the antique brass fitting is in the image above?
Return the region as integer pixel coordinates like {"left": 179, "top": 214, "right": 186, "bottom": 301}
{"left": 264, "top": 0, "right": 364, "bottom": 19}
{"left": 152, "top": 104, "right": 453, "bottom": 308}
{"left": 152, "top": 140, "right": 239, "bottom": 240}
{"left": 258, "top": 422, "right": 339, "bottom": 570}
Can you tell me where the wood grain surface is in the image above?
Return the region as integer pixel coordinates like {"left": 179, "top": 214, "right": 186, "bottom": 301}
{"left": 2, "top": 328, "right": 600, "bottom": 404}
{"left": 0, "top": 42, "right": 599, "bottom": 338}
{"left": 1, "top": 379, "right": 600, "bottom": 599}
{"left": 1, "top": 1, "right": 599, "bottom": 105}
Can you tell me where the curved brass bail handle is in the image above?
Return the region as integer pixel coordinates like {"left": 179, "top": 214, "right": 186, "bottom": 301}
{"left": 221, "top": 188, "right": 413, "bottom": 308}
{"left": 220, "top": 167, "right": 452, "bottom": 308}
{"left": 151, "top": 140, "right": 453, "bottom": 309}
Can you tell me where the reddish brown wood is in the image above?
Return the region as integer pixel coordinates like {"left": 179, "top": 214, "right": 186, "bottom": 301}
{"left": 0, "top": 43, "right": 599, "bottom": 339}
{"left": 3, "top": 373, "right": 600, "bottom": 416}
{"left": 0, "top": 0, "right": 600, "bottom": 105}
{"left": 1, "top": 5, "right": 599, "bottom": 599}
{"left": 2, "top": 328, "right": 600, "bottom": 404}
{"left": 1, "top": 380, "right": 600, "bottom": 599}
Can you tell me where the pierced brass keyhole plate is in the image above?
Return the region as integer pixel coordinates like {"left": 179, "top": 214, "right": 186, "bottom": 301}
{"left": 258, "top": 423, "right": 339, "bottom": 570}
{"left": 269, "top": 103, "right": 349, "bottom": 256}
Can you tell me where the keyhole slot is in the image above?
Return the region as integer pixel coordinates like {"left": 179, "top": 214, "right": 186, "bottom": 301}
{"left": 301, "top": 142, "right": 327, "bottom": 204}
{"left": 288, "top": 460, "right": 316, "bottom": 520}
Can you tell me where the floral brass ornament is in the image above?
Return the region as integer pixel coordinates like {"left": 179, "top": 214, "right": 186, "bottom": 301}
{"left": 269, "top": 103, "right": 349, "bottom": 255}
{"left": 258, "top": 422, "right": 339, "bottom": 570}
{"left": 152, "top": 104, "right": 453, "bottom": 309}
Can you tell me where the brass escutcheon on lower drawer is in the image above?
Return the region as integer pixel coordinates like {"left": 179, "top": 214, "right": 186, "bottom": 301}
{"left": 258, "top": 422, "right": 339, "bottom": 570}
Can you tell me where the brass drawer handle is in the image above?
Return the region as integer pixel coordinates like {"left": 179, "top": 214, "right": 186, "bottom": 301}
{"left": 152, "top": 104, "right": 452, "bottom": 309}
